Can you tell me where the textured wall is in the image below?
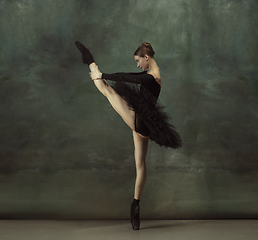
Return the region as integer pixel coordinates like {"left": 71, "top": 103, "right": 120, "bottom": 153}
{"left": 0, "top": 0, "right": 258, "bottom": 219}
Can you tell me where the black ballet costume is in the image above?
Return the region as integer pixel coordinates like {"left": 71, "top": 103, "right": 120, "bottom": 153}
{"left": 74, "top": 40, "right": 182, "bottom": 148}
{"left": 75, "top": 40, "right": 182, "bottom": 230}
{"left": 102, "top": 71, "right": 182, "bottom": 149}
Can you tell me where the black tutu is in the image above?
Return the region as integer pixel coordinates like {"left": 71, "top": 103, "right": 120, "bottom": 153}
{"left": 111, "top": 81, "right": 182, "bottom": 149}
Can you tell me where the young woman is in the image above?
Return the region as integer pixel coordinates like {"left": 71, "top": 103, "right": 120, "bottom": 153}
{"left": 75, "top": 41, "right": 182, "bottom": 230}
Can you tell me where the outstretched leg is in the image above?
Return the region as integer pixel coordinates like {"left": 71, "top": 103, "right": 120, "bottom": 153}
{"left": 75, "top": 41, "right": 139, "bottom": 133}
{"left": 89, "top": 63, "right": 137, "bottom": 132}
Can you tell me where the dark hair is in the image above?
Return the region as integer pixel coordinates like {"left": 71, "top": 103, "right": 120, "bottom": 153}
{"left": 134, "top": 42, "right": 155, "bottom": 58}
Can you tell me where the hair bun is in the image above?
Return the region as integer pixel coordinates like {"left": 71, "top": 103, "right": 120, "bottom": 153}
{"left": 142, "top": 42, "right": 151, "bottom": 48}
{"left": 134, "top": 42, "right": 155, "bottom": 57}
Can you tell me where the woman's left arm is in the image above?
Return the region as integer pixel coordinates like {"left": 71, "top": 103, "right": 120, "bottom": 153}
{"left": 101, "top": 72, "right": 150, "bottom": 84}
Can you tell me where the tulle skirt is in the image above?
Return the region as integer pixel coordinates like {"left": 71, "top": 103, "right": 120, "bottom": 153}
{"left": 111, "top": 81, "right": 182, "bottom": 149}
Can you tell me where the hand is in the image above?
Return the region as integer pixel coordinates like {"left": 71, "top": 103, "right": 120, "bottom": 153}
{"left": 89, "top": 65, "right": 102, "bottom": 80}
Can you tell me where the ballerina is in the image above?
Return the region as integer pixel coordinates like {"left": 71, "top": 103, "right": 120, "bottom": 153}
{"left": 75, "top": 41, "right": 182, "bottom": 230}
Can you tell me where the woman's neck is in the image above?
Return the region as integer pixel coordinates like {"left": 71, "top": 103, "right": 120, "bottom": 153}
{"left": 148, "top": 58, "right": 159, "bottom": 72}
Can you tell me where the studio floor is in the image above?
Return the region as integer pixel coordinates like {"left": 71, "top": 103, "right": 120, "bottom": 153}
{"left": 0, "top": 219, "right": 257, "bottom": 240}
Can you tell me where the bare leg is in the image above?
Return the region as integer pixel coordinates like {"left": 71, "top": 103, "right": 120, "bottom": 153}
{"left": 133, "top": 130, "right": 149, "bottom": 200}
{"left": 89, "top": 64, "right": 149, "bottom": 198}
{"left": 89, "top": 62, "right": 98, "bottom": 72}
{"left": 89, "top": 63, "right": 149, "bottom": 198}
{"left": 89, "top": 63, "right": 137, "bottom": 131}
{"left": 89, "top": 63, "right": 148, "bottom": 230}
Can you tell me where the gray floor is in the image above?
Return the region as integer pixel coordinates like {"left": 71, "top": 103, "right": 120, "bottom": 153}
{"left": 0, "top": 219, "right": 257, "bottom": 240}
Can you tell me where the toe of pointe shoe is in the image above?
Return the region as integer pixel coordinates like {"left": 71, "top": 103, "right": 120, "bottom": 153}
{"left": 75, "top": 41, "right": 84, "bottom": 49}
{"left": 131, "top": 221, "right": 140, "bottom": 230}
{"left": 131, "top": 206, "right": 140, "bottom": 230}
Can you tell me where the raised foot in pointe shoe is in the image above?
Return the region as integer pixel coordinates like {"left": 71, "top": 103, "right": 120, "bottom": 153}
{"left": 75, "top": 41, "right": 95, "bottom": 65}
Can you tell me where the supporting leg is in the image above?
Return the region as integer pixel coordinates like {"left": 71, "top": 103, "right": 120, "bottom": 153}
{"left": 130, "top": 130, "right": 149, "bottom": 230}
{"left": 133, "top": 130, "right": 149, "bottom": 200}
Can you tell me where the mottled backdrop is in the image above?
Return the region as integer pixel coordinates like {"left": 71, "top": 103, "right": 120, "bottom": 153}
{"left": 0, "top": 0, "right": 258, "bottom": 219}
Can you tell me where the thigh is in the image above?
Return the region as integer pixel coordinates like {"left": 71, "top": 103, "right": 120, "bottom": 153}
{"left": 106, "top": 89, "right": 136, "bottom": 131}
{"left": 135, "top": 114, "right": 150, "bottom": 138}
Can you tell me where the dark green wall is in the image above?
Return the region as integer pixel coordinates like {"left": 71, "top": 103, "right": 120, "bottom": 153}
{"left": 0, "top": 0, "right": 258, "bottom": 219}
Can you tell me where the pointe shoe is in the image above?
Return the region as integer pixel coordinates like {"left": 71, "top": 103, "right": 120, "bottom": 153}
{"left": 75, "top": 41, "right": 95, "bottom": 65}
{"left": 131, "top": 203, "right": 140, "bottom": 230}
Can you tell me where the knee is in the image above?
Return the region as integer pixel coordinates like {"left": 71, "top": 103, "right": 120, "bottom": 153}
{"left": 135, "top": 161, "right": 146, "bottom": 171}
{"left": 94, "top": 80, "right": 111, "bottom": 97}
{"left": 104, "top": 89, "right": 114, "bottom": 99}
{"left": 99, "top": 86, "right": 110, "bottom": 98}
{"left": 101, "top": 85, "right": 114, "bottom": 99}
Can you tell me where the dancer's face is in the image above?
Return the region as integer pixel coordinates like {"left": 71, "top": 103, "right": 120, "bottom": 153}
{"left": 134, "top": 54, "right": 149, "bottom": 71}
